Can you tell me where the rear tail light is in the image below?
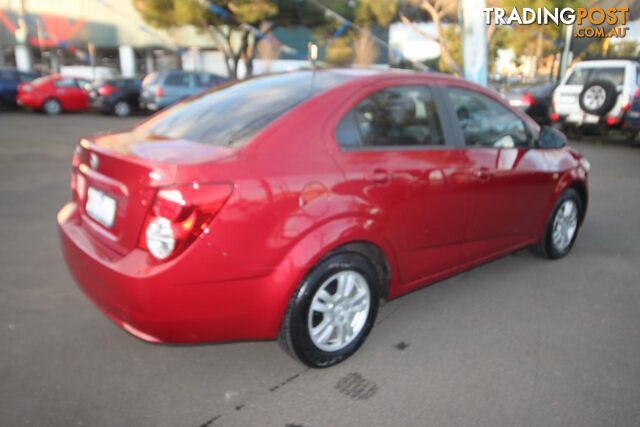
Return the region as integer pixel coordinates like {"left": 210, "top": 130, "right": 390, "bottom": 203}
{"left": 621, "top": 94, "right": 631, "bottom": 112}
{"left": 98, "top": 84, "right": 118, "bottom": 96}
{"left": 606, "top": 116, "right": 620, "bottom": 126}
{"left": 155, "top": 86, "right": 164, "bottom": 98}
{"left": 139, "top": 183, "right": 233, "bottom": 261}
{"left": 521, "top": 92, "right": 536, "bottom": 107}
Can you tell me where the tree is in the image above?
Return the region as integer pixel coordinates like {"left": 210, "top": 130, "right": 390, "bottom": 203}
{"left": 353, "top": 32, "right": 380, "bottom": 66}
{"left": 499, "top": 0, "right": 585, "bottom": 78}
{"left": 134, "top": 0, "right": 325, "bottom": 78}
{"left": 400, "top": 0, "right": 461, "bottom": 74}
{"left": 256, "top": 23, "right": 282, "bottom": 72}
{"left": 323, "top": 0, "right": 397, "bottom": 67}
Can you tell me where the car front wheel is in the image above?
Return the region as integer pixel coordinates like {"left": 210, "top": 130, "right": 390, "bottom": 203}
{"left": 533, "top": 188, "right": 582, "bottom": 259}
{"left": 279, "top": 252, "right": 379, "bottom": 367}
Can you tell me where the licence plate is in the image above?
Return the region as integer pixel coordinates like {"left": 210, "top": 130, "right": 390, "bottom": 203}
{"left": 86, "top": 187, "right": 116, "bottom": 228}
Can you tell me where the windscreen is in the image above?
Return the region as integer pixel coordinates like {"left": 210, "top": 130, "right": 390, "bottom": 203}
{"left": 136, "top": 71, "right": 352, "bottom": 147}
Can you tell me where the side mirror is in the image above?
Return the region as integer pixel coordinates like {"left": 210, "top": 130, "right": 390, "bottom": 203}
{"left": 537, "top": 126, "right": 567, "bottom": 149}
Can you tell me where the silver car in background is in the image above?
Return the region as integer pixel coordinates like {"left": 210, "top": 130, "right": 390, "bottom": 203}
{"left": 139, "top": 71, "right": 227, "bottom": 111}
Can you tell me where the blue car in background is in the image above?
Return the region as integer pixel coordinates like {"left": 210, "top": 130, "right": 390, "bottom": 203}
{"left": 0, "top": 67, "right": 40, "bottom": 108}
{"left": 624, "top": 90, "right": 640, "bottom": 141}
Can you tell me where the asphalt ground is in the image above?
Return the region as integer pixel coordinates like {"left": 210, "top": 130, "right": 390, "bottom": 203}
{"left": 1, "top": 111, "right": 639, "bottom": 427}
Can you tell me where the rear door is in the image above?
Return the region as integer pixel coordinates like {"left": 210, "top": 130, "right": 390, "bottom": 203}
{"left": 442, "top": 85, "right": 556, "bottom": 261}
{"left": 52, "top": 77, "right": 80, "bottom": 110}
{"left": 328, "top": 81, "right": 467, "bottom": 287}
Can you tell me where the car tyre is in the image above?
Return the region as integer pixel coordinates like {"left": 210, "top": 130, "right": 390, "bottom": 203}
{"left": 43, "top": 98, "right": 62, "bottom": 115}
{"left": 279, "top": 252, "right": 380, "bottom": 368}
{"left": 533, "top": 188, "right": 582, "bottom": 259}
{"left": 624, "top": 130, "right": 638, "bottom": 142}
{"left": 579, "top": 80, "right": 618, "bottom": 116}
{"left": 113, "top": 101, "right": 131, "bottom": 117}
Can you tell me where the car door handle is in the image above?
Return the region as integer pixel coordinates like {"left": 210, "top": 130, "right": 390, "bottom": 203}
{"left": 472, "top": 167, "right": 492, "bottom": 182}
{"left": 366, "top": 168, "right": 390, "bottom": 184}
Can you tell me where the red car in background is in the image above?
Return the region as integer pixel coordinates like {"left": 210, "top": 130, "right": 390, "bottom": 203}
{"left": 58, "top": 70, "right": 590, "bottom": 367}
{"left": 18, "top": 74, "right": 90, "bottom": 114}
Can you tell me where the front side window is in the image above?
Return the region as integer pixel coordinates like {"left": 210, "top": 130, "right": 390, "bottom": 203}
{"left": 336, "top": 86, "right": 444, "bottom": 148}
{"left": 447, "top": 87, "right": 528, "bottom": 148}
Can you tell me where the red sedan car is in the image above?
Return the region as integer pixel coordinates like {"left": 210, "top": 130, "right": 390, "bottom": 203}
{"left": 58, "top": 70, "right": 590, "bottom": 367}
{"left": 18, "top": 74, "right": 90, "bottom": 114}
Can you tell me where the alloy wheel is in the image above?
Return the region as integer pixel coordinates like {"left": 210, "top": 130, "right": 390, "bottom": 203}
{"left": 583, "top": 85, "right": 606, "bottom": 111}
{"left": 307, "top": 270, "right": 371, "bottom": 352}
{"left": 552, "top": 199, "right": 578, "bottom": 252}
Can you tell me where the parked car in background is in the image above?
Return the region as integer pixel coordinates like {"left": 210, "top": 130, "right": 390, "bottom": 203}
{"left": 551, "top": 59, "right": 640, "bottom": 138}
{"left": 59, "top": 70, "right": 589, "bottom": 368}
{"left": 0, "top": 67, "right": 40, "bottom": 108}
{"left": 89, "top": 78, "right": 142, "bottom": 117}
{"left": 18, "top": 74, "right": 91, "bottom": 115}
{"left": 502, "top": 82, "right": 557, "bottom": 126}
{"left": 139, "top": 71, "right": 227, "bottom": 111}
{"left": 623, "top": 87, "right": 640, "bottom": 140}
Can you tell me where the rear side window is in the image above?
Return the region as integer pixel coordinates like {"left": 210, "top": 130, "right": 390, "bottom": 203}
{"left": 137, "top": 72, "right": 352, "bottom": 147}
{"left": 164, "top": 73, "right": 191, "bottom": 87}
{"left": 447, "top": 87, "right": 528, "bottom": 148}
{"left": 336, "top": 86, "right": 444, "bottom": 148}
{"left": 567, "top": 67, "right": 625, "bottom": 86}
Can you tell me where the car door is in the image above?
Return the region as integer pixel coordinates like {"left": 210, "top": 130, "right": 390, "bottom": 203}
{"left": 442, "top": 85, "right": 557, "bottom": 262}
{"left": 52, "top": 77, "right": 80, "bottom": 110}
{"left": 327, "top": 82, "right": 468, "bottom": 288}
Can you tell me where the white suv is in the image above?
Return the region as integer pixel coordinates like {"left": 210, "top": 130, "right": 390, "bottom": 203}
{"left": 551, "top": 59, "right": 639, "bottom": 137}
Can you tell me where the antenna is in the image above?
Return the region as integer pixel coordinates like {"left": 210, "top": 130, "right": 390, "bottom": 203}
{"left": 308, "top": 42, "right": 318, "bottom": 69}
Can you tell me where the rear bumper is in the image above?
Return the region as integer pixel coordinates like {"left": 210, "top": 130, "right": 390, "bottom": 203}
{"left": 90, "top": 97, "right": 113, "bottom": 113}
{"left": 17, "top": 93, "right": 42, "bottom": 109}
{"left": 58, "top": 202, "right": 288, "bottom": 344}
{"left": 139, "top": 95, "right": 167, "bottom": 111}
{"left": 555, "top": 114, "right": 624, "bottom": 128}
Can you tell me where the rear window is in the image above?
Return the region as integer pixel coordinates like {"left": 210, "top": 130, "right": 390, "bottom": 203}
{"left": 567, "top": 67, "right": 625, "bottom": 86}
{"left": 137, "top": 71, "right": 352, "bottom": 147}
{"left": 30, "top": 76, "right": 53, "bottom": 86}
